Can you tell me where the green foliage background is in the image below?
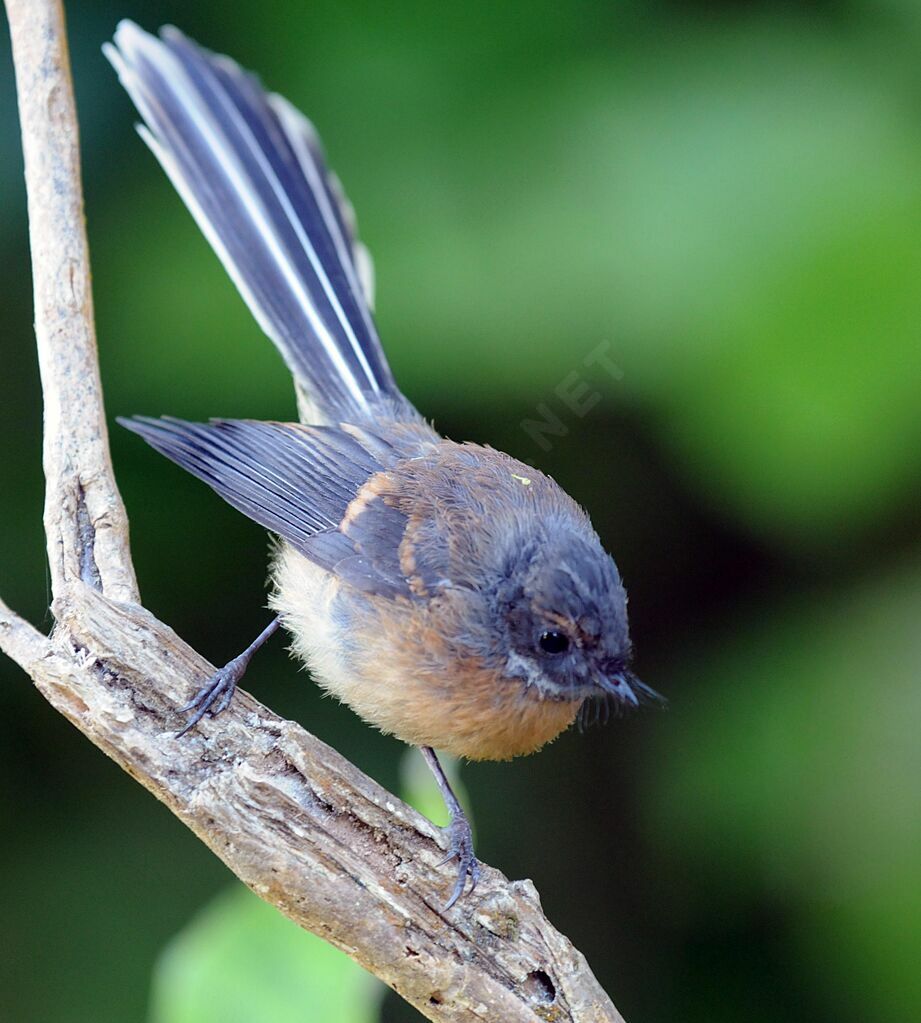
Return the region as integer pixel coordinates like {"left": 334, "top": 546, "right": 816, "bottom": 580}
{"left": 1, "top": 2, "right": 918, "bottom": 1021}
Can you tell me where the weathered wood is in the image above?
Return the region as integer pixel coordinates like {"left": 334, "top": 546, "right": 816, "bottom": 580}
{"left": 6, "top": 0, "right": 138, "bottom": 604}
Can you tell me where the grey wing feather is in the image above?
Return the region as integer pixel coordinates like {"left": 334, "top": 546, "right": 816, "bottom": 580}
{"left": 119, "top": 416, "right": 383, "bottom": 555}
{"left": 122, "top": 414, "right": 416, "bottom": 598}
{"left": 298, "top": 467, "right": 416, "bottom": 598}
{"left": 301, "top": 532, "right": 409, "bottom": 598}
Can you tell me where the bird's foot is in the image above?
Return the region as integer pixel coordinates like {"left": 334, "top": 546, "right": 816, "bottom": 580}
{"left": 176, "top": 653, "right": 249, "bottom": 737}
{"left": 438, "top": 810, "right": 480, "bottom": 910}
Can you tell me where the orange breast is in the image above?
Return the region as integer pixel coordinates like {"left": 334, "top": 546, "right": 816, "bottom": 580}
{"left": 341, "top": 594, "right": 581, "bottom": 761}
{"left": 271, "top": 543, "right": 581, "bottom": 761}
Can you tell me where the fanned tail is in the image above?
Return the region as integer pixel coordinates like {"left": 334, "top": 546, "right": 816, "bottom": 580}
{"left": 105, "top": 21, "right": 410, "bottom": 425}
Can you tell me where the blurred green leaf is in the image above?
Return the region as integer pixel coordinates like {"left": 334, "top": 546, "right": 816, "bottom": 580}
{"left": 148, "top": 885, "right": 382, "bottom": 1023}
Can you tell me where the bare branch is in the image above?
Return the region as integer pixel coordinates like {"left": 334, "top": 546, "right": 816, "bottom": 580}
{"left": 0, "top": 595, "right": 54, "bottom": 672}
{"left": 6, "top": 0, "right": 138, "bottom": 604}
{"left": 0, "top": 2, "right": 626, "bottom": 1020}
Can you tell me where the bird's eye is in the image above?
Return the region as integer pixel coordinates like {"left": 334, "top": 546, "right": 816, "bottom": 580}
{"left": 538, "top": 630, "right": 570, "bottom": 655}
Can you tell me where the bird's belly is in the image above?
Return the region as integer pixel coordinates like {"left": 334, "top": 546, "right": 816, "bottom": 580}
{"left": 270, "top": 544, "right": 580, "bottom": 760}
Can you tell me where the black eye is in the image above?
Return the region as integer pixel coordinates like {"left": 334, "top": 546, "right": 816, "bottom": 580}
{"left": 538, "top": 630, "right": 570, "bottom": 655}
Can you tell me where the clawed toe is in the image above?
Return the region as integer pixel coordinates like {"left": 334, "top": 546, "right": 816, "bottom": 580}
{"left": 176, "top": 659, "right": 243, "bottom": 736}
{"left": 443, "top": 853, "right": 480, "bottom": 911}
{"left": 171, "top": 619, "right": 278, "bottom": 738}
{"left": 440, "top": 813, "right": 480, "bottom": 911}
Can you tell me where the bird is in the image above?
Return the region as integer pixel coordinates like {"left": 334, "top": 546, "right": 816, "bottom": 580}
{"left": 105, "top": 21, "right": 656, "bottom": 910}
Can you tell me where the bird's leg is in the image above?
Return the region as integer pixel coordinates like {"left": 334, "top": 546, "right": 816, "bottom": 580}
{"left": 420, "top": 746, "right": 480, "bottom": 910}
{"left": 177, "top": 616, "right": 281, "bottom": 736}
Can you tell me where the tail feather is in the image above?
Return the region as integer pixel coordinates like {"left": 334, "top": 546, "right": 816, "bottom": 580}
{"left": 105, "top": 21, "right": 402, "bottom": 424}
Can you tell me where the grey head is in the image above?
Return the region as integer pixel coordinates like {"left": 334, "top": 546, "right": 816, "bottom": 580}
{"left": 492, "top": 523, "right": 652, "bottom": 709}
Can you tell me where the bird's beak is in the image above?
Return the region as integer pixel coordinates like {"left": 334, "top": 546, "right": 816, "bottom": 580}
{"left": 596, "top": 671, "right": 640, "bottom": 706}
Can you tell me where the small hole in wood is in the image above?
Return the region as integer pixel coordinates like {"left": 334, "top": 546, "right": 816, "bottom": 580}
{"left": 524, "top": 969, "right": 556, "bottom": 1004}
